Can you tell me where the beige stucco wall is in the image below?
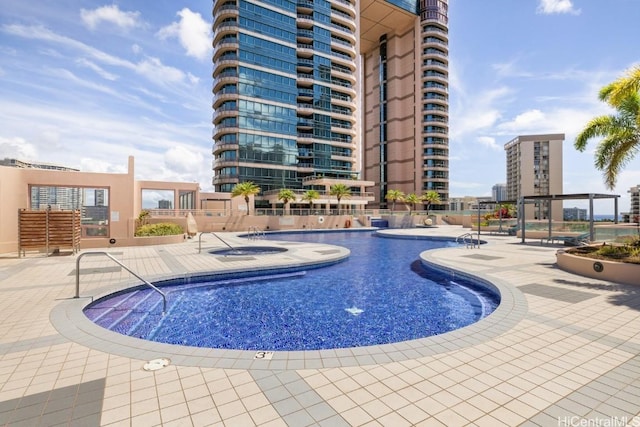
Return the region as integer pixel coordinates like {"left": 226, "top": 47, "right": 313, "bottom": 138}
{"left": 0, "top": 156, "right": 206, "bottom": 254}
{"left": 556, "top": 251, "right": 639, "bottom": 286}
{"left": 362, "top": 22, "right": 420, "bottom": 207}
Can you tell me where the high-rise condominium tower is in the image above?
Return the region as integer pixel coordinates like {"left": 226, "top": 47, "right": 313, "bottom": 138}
{"left": 505, "top": 134, "right": 564, "bottom": 220}
{"left": 211, "top": 0, "right": 449, "bottom": 210}
{"left": 212, "top": 0, "right": 358, "bottom": 197}
{"left": 361, "top": 0, "right": 449, "bottom": 209}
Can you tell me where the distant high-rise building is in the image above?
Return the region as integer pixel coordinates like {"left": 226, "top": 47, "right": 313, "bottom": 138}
{"left": 505, "top": 134, "right": 564, "bottom": 220}
{"left": 211, "top": 0, "right": 449, "bottom": 210}
{"left": 564, "top": 207, "right": 587, "bottom": 221}
{"left": 492, "top": 183, "right": 507, "bottom": 202}
{"left": 158, "top": 200, "right": 172, "bottom": 209}
{"left": 629, "top": 184, "right": 640, "bottom": 220}
{"left": 0, "top": 158, "right": 78, "bottom": 171}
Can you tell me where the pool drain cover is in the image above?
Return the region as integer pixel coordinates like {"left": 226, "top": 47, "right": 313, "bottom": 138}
{"left": 142, "top": 358, "right": 170, "bottom": 371}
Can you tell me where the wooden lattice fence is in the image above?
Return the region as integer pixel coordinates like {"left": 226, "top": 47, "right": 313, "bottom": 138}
{"left": 18, "top": 209, "right": 81, "bottom": 257}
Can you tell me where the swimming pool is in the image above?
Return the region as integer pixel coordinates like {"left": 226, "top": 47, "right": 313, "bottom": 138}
{"left": 84, "top": 231, "right": 500, "bottom": 351}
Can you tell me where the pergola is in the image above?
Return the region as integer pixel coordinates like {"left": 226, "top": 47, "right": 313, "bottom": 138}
{"left": 517, "top": 193, "right": 620, "bottom": 243}
{"left": 474, "top": 193, "right": 620, "bottom": 244}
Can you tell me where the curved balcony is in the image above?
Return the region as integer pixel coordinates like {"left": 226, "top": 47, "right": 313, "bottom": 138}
{"left": 297, "top": 103, "right": 315, "bottom": 115}
{"left": 423, "top": 59, "right": 448, "bottom": 72}
{"left": 213, "top": 56, "right": 239, "bottom": 72}
{"left": 296, "top": 0, "right": 314, "bottom": 13}
{"left": 297, "top": 72, "right": 314, "bottom": 86}
{"left": 212, "top": 124, "right": 239, "bottom": 139}
{"left": 423, "top": 115, "right": 448, "bottom": 126}
{"left": 423, "top": 92, "right": 448, "bottom": 103}
{"left": 213, "top": 72, "right": 238, "bottom": 91}
{"left": 213, "top": 39, "right": 238, "bottom": 58}
{"left": 423, "top": 36, "right": 448, "bottom": 49}
{"left": 296, "top": 118, "right": 314, "bottom": 130}
{"left": 212, "top": 21, "right": 238, "bottom": 42}
{"left": 212, "top": 142, "right": 239, "bottom": 155}
{"left": 297, "top": 88, "right": 314, "bottom": 101}
{"left": 213, "top": 158, "right": 238, "bottom": 168}
{"left": 296, "top": 133, "right": 314, "bottom": 144}
{"left": 297, "top": 57, "right": 314, "bottom": 72}
{"left": 332, "top": 0, "right": 355, "bottom": 15}
{"left": 212, "top": 107, "right": 238, "bottom": 123}
{"left": 330, "top": 24, "right": 356, "bottom": 45}
{"left": 213, "top": 3, "right": 238, "bottom": 18}
{"left": 212, "top": 174, "right": 239, "bottom": 185}
{"left": 422, "top": 47, "right": 448, "bottom": 61}
{"left": 296, "top": 13, "right": 314, "bottom": 27}
{"left": 422, "top": 71, "right": 448, "bottom": 85}
{"left": 331, "top": 66, "right": 356, "bottom": 85}
{"left": 213, "top": 6, "right": 239, "bottom": 28}
{"left": 212, "top": 89, "right": 238, "bottom": 108}
{"left": 330, "top": 95, "right": 354, "bottom": 110}
{"left": 297, "top": 28, "right": 314, "bottom": 44}
{"left": 331, "top": 6, "right": 355, "bottom": 22}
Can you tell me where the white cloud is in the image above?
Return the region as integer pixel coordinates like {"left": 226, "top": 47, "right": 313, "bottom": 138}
{"left": 449, "top": 86, "right": 511, "bottom": 139}
{"left": 536, "top": 0, "right": 581, "bottom": 15}
{"left": 477, "top": 136, "right": 501, "bottom": 151}
{"left": 2, "top": 24, "right": 195, "bottom": 88}
{"left": 0, "top": 136, "right": 38, "bottom": 160}
{"left": 164, "top": 145, "right": 205, "bottom": 175}
{"left": 76, "top": 58, "right": 118, "bottom": 80}
{"left": 157, "top": 8, "right": 211, "bottom": 61}
{"left": 80, "top": 5, "right": 141, "bottom": 31}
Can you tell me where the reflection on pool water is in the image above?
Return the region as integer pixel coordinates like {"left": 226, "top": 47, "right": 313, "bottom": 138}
{"left": 84, "top": 231, "right": 500, "bottom": 351}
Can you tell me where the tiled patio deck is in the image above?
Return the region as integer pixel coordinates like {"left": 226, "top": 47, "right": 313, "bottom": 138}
{"left": 0, "top": 226, "right": 639, "bottom": 426}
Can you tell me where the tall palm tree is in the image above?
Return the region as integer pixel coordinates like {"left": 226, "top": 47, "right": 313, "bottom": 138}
{"left": 329, "top": 183, "right": 351, "bottom": 215}
{"left": 601, "top": 65, "right": 640, "bottom": 108}
{"left": 404, "top": 193, "right": 420, "bottom": 215}
{"left": 421, "top": 190, "right": 441, "bottom": 214}
{"left": 301, "top": 189, "right": 320, "bottom": 213}
{"left": 277, "top": 188, "right": 297, "bottom": 215}
{"left": 574, "top": 90, "right": 640, "bottom": 190}
{"left": 385, "top": 189, "right": 405, "bottom": 211}
{"left": 231, "top": 181, "right": 260, "bottom": 215}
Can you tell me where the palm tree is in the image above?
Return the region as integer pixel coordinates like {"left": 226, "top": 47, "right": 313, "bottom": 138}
{"left": 385, "top": 189, "right": 405, "bottom": 211}
{"left": 601, "top": 65, "right": 640, "bottom": 108}
{"left": 421, "top": 190, "right": 441, "bottom": 214}
{"left": 277, "top": 188, "right": 297, "bottom": 215}
{"left": 301, "top": 189, "right": 320, "bottom": 213}
{"left": 574, "top": 90, "right": 640, "bottom": 190}
{"left": 329, "top": 183, "right": 351, "bottom": 215}
{"left": 404, "top": 193, "right": 420, "bottom": 214}
{"left": 231, "top": 181, "right": 260, "bottom": 215}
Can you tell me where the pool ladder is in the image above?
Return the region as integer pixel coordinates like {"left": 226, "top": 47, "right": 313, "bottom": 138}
{"left": 456, "top": 233, "right": 478, "bottom": 249}
{"left": 248, "top": 226, "right": 265, "bottom": 240}
{"left": 74, "top": 252, "right": 167, "bottom": 314}
{"left": 198, "top": 232, "right": 236, "bottom": 253}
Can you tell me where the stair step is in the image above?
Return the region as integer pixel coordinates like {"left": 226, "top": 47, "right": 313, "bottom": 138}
{"left": 85, "top": 290, "right": 141, "bottom": 323}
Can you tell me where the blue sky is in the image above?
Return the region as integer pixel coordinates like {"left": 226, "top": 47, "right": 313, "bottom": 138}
{"left": 1, "top": 0, "right": 638, "bottom": 214}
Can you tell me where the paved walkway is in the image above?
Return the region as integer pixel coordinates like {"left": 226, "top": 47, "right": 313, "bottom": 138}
{"left": 0, "top": 226, "right": 639, "bottom": 426}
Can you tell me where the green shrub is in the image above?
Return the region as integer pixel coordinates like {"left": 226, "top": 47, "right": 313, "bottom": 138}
{"left": 135, "top": 223, "right": 184, "bottom": 237}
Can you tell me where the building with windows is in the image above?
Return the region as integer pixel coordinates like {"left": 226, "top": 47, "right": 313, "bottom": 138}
{"left": 492, "top": 183, "right": 507, "bottom": 203}
{"left": 563, "top": 207, "right": 588, "bottom": 221}
{"left": 361, "top": 0, "right": 449, "bottom": 210}
{"left": 505, "top": 134, "right": 564, "bottom": 221}
{"left": 629, "top": 184, "right": 640, "bottom": 221}
{"left": 211, "top": 0, "right": 449, "bottom": 211}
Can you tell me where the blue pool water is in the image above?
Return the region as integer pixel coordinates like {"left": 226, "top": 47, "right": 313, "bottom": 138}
{"left": 84, "top": 231, "right": 500, "bottom": 351}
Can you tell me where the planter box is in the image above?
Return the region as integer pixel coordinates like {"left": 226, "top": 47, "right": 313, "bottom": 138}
{"left": 556, "top": 250, "right": 639, "bottom": 286}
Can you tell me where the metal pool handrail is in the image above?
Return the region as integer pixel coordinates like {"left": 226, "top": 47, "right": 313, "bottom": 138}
{"left": 456, "top": 232, "right": 477, "bottom": 249}
{"left": 75, "top": 252, "right": 167, "bottom": 313}
{"left": 198, "top": 232, "right": 236, "bottom": 253}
